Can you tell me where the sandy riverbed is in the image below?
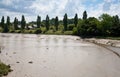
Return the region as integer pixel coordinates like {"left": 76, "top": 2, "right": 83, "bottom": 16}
{"left": 0, "top": 33, "right": 120, "bottom": 77}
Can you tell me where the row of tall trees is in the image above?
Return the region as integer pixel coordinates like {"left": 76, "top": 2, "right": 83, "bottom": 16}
{"left": 0, "top": 13, "right": 78, "bottom": 32}
{"left": 0, "top": 11, "right": 120, "bottom": 36}
{"left": 1, "top": 16, "right": 10, "bottom": 32}
{"left": 0, "top": 15, "right": 26, "bottom": 32}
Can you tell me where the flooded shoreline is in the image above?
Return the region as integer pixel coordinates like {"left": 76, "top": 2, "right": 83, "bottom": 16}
{"left": 0, "top": 33, "right": 120, "bottom": 77}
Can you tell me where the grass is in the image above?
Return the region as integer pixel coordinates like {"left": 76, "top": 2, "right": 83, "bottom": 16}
{"left": 0, "top": 62, "right": 12, "bottom": 77}
{"left": 63, "top": 31, "right": 73, "bottom": 35}
{"left": 95, "top": 36, "right": 120, "bottom": 40}
{"left": 0, "top": 26, "right": 120, "bottom": 40}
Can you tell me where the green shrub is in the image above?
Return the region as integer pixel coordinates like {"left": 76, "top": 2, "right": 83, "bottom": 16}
{"left": 45, "top": 30, "right": 54, "bottom": 34}
{"left": 58, "top": 25, "right": 64, "bottom": 31}
{"left": 0, "top": 63, "right": 12, "bottom": 76}
{"left": 72, "top": 27, "right": 78, "bottom": 35}
{"left": 15, "top": 30, "right": 21, "bottom": 33}
{"left": 41, "top": 27, "right": 46, "bottom": 33}
{"left": 23, "top": 30, "right": 29, "bottom": 33}
{"left": 0, "top": 28, "right": 3, "bottom": 32}
{"left": 9, "top": 30, "right": 15, "bottom": 33}
{"left": 34, "top": 28, "right": 42, "bottom": 34}
{"left": 64, "top": 31, "right": 73, "bottom": 35}
{"left": 54, "top": 31, "right": 62, "bottom": 35}
{"left": 29, "top": 30, "right": 34, "bottom": 34}
{"left": 50, "top": 26, "right": 55, "bottom": 30}
{"left": 68, "top": 24, "right": 75, "bottom": 30}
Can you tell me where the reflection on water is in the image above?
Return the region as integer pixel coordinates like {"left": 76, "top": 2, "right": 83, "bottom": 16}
{"left": 0, "top": 33, "right": 120, "bottom": 77}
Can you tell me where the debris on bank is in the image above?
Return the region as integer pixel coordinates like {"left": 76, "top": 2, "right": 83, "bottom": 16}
{"left": 84, "top": 38, "right": 120, "bottom": 48}
{"left": 28, "top": 61, "right": 33, "bottom": 64}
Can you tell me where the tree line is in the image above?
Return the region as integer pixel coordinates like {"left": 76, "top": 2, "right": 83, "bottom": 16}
{"left": 0, "top": 11, "right": 120, "bottom": 37}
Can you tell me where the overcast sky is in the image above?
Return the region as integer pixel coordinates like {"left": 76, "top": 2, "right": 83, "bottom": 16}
{"left": 0, "top": 0, "right": 120, "bottom": 22}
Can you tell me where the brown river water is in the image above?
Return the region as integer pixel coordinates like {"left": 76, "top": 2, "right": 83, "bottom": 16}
{"left": 0, "top": 33, "right": 120, "bottom": 77}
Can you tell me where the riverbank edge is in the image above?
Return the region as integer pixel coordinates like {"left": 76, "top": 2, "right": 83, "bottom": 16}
{"left": 0, "top": 33, "right": 120, "bottom": 47}
{"left": 83, "top": 38, "right": 120, "bottom": 48}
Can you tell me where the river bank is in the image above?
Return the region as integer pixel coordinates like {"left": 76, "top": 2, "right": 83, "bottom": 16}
{"left": 84, "top": 38, "right": 120, "bottom": 48}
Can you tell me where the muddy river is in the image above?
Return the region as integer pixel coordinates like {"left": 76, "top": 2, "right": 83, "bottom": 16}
{"left": 0, "top": 33, "right": 120, "bottom": 77}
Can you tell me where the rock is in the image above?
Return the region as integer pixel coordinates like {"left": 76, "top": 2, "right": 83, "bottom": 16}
{"left": 13, "top": 52, "right": 16, "bottom": 54}
{"left": 28, "top": 61, "right": 33, "bottom": 64}
{"left": 76, "top": 38, "right": 80, "bottom": 40}
{"left": 16, "top": 61, "right": 20, "bottom": 63}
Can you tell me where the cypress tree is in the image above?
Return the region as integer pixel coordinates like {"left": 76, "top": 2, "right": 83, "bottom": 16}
{"left": 37, "top": 15, "right": 41, "bottom": 28}
{"left": 21, "top": 15, "right": 26, "bottom": 31}
{"left": 6, "top": 16, "right": 10, "bottom": 29}
{"left": 83, "top": 11, "right": 87, "bottom": 20}
{"left": 3, "top": 16, "right": 9, "bottom": 32}
{"left": 63, "top": 13, "right": 68, "bottom": 31}
{"left": 14, "top": 17, "right": 18, "bottom": 30}
{"left": 45, "top": 15, "right": 50, "bottom": 31}
{"left": 74, "top": 13, "right": 78, "bottom": 27}
{"left": 1, "top": 16, "right": 5, "bottom": 29}
{"left": 55, "top": 16, "right": 59, "bottom": 31}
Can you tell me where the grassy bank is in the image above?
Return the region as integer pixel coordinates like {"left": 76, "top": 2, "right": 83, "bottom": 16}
{"left": 95, "top": 36, "right": 120, "bottom": 40}
{"left": 0, "top": 62, "right": 12, "bottom": 77}
{"left": 6, "top": 29, "right": 74, "bottom": 35}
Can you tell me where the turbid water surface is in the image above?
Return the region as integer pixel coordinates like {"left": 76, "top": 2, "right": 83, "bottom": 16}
{"left": 0, "top": 33, "right": 120, "bottom": 77}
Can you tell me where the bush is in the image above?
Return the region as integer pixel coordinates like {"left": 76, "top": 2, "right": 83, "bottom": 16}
{"left": 9, "top": 30, "right": 15, "bottom": 33}
{"left": 15, "top": 30, "right": 21, "bottom": 33}
{"left": 0, "top": 28, "right": 3, "bottom": 32}
{"left": 29, "top": 30, "right": 34, "bottom": 34}
{"left": 45, "top": 30, "right": 54, "bottom": 34}
{"left": 0, "top": 63, "right": 12, "bottom": 76}
{"left": 54, "top": 31, "right": 62, "bottom": 35}
{"left": 41, "top": 27, "right": 46, "bottom": 33}
{"left": 34, "top": 28, "right": 42, "bottom": 34}
{"left": 49, "top": 26, "right": 56, "bottom": 32}
{"left": 68, "top": 24, "right": 75, "bottom": 30}
{"left": 23, "top": 30, "right": 30, "bottom": 33}
{"left": 58, "top": 25, "right": 64, "bottom": 31}
{"left": 72, "top": 27, "right": 78, "bottom": 35}
{"left": 64, "top": 31, "right": 73, "bottom": 35}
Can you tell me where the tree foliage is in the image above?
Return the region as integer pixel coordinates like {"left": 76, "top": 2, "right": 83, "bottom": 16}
{"left": 21, "top": 15, "right": 26, "bottom": 31}
{"left": 111, "top": 15, "right": 120, "bottom": 36}
{"left": 14, "top": 17, "right": 18, "bottom": 30}
{"left": 37, "top": 15, "right": 41, "bottom": 28}
{"left": 77, "top": 16, "right": 100, "bottom": 36}
{"left": 0, "top": 11, "right": 120, "bottom": 37}
{"left": 83, "top": 11, "right": 87, "bottom": 20}
{"left": 1, "top": 16, "right": 5, "bottom": 29}
{"left": 45, "top": 15, "right": 50, "bottom": 31}
{"left": 55, "top": 16, "right": 59, "bottom": 31}
{"left": 3, "top": 16, "right": 10, "bottom": 32}
{"left": 74, "top": 13, "right": 78, "bottom": 27}
{"left": 99, "top": 14, "right": 113, "bottom": 35}
{"left": 63, "top": 13, "right": 68, "bottom": 31}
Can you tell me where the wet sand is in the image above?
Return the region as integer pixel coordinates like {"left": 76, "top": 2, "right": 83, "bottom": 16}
{"left": 0, "top": 33, "right": 120, "bottom": 77}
